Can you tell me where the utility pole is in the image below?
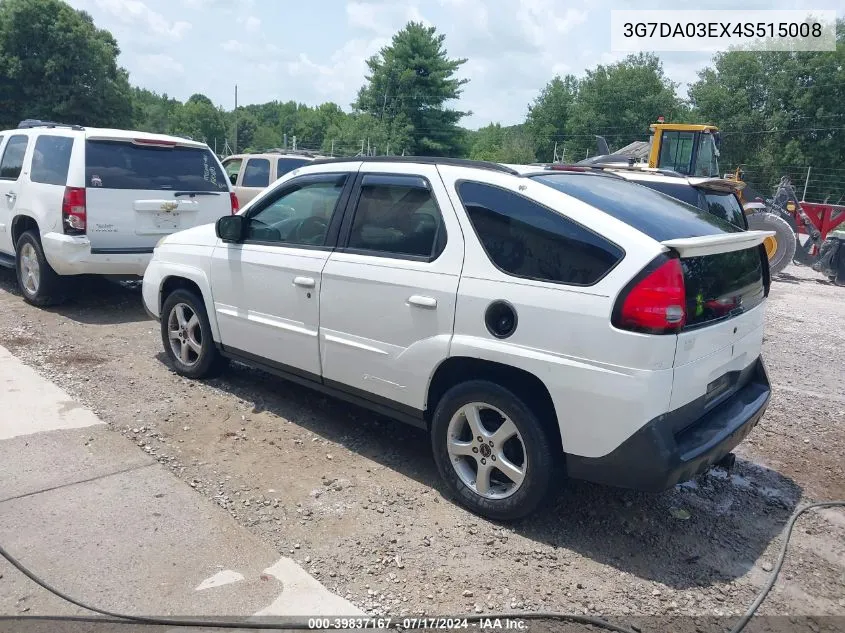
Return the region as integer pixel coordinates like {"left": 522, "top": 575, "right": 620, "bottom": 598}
{"left": 233, "top": 84, "right": 238, "bottom": 154}
{"left": 330, "top": 140, "right": 335, "bottom": 157}
{"left": 802, "top": 166, "right": 812, "bottom": 202}
{"left": 553, "top": 141, "right": 558, "bottom": 163}
{"left": 292, "top": 136, "right": 297, "bottom": 151}
{"left": 283, "top": 133, "right": 287, "bottom": 150}
{"left": 386, "top": 143, "right": 390, "bottom": 156}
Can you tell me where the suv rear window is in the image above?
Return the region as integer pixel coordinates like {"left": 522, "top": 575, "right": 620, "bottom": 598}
{"left": 627, "top": 179, "right": 747, "bottom": 229}
{"left": 683, "top": 247, "right": 765, "bottom": 328}
{"left": 32, "top": 135, "right": 74, "bottom": 186}
{"left": 533, "top": 173, "right": 742, "bottom": 241}
{"left": 85, "top": 140, "right": 227, "bottom": 191}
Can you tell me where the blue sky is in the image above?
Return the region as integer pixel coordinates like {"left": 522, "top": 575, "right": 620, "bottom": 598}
{"left": 67, "top": 0, "right": 842, "bottom": 129}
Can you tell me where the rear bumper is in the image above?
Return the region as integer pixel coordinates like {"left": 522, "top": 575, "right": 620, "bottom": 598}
{"left": 41, "top": 233, "right": 152, "bottom": 277}
{"left": 567, "top": 357, "right": 771, "bottom": 492}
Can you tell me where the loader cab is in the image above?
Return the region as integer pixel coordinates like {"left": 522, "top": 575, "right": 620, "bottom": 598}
{"left": 649, "top": 123, "right": 721, "bottom": 178}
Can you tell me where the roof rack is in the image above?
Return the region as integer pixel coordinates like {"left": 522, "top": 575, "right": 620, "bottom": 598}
{"left": 308, "top": 155, "right": 521, "bottom": 176}
{"left": 18, "top": 119, "right": 85, "bottom": 131}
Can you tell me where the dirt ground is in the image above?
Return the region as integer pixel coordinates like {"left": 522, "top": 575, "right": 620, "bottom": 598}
{"left": 0, "top": 264, "right": 843, "bottom": 623}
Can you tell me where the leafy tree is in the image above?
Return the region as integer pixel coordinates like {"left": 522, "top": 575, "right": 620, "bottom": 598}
{"left": 526, "top": 75, "right": 578, "bottom": 162}
{"left": 566, "top": 53, "right": 682, "bottom": 159}
{"left": 470, "top": 123, "right": 536, "bottom": 164}
{"left": 690, "top": 20, "right": 845, "bottom": 200}
{"left": 0, "top": 0, "right": 132, "bottom": 128}
{"left": 131, "top": 87, "right": 180, "bottom": 134}
{"left": 171, "top": 92, "right": 227, "bottom": 149}
{"left": 355, "top": 21, "right": 468, "bottom": 156}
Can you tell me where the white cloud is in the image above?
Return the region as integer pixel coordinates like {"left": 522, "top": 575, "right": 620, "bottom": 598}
{"left": 92, "top": 0, "right": 191, "bottom": 39}
{"left": 136, "top": 53, "right": 184, "bottom": 76}
{"left": 237, "top": 15, "right": 261, "bottom": 32}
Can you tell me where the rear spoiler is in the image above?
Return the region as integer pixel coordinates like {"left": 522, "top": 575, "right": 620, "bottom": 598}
{"left": 661, "top": 230, "right": 775, "bottom": 258}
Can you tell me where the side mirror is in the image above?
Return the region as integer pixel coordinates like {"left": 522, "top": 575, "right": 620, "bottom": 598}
{"left": 229, "top": 172, "right": 238, "bottom": 186}
{"left": 216, "top": 214, "right": 246, "bottom": 243}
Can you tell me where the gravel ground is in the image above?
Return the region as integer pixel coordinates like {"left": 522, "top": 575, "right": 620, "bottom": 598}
{"left": 0, "top": 265, "right": 843, "bottom": 622}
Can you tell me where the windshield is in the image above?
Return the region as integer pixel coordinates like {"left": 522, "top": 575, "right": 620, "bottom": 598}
{"left": 85, "top": 140, "right": 228, "bottom": 191}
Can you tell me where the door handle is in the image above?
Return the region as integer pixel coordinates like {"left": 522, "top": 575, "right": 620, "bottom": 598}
{"left": 293, "top": 276, "right": 316, "bottom": 288}
{"left": 408, "top": 295, "right": 437, "bottom": 309}
{"left": 5, "top": 192, "right": 16, "bottom": 201}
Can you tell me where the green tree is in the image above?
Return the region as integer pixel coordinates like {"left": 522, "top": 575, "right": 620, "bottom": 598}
{"left": 470, "top": 123, "right": 536, "bottom": 164}
{"left": 355, "top": 21, "right": 468, "bottom": 156}
{"left": 690, "top": 20, "right": 845, "bottom": 200}
{"left": 525, "top": 75, "right": 578, "bottom": 162}
{"left": 0, "top": 0, "right": 132, "bottom": 128}
{"left": 171, "top": 93, "right": 227, "bottom": 150}
{"left": 566, "top": 53, "right": 682, "bottom": 159}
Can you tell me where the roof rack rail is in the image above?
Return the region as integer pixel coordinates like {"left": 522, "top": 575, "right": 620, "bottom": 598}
{"left": 18, "top": 119, "right": 85, "bottom": 131}
{"left": 308, "top": 155, "right": 521, "bottom": 176}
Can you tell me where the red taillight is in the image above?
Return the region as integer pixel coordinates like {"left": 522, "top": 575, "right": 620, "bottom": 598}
{"left": 62, "top": 187, "right": 86, "bottom": 235}
{"left": 613, "top": 257, "right": 686, "bottom": 334}
{"left": 230, "top": 192, "right": 240, "bottom": 214}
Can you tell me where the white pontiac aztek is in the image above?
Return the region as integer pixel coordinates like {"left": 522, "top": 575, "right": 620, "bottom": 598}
{"left": 142, "top": 157, "right": 774, "bottom": 520}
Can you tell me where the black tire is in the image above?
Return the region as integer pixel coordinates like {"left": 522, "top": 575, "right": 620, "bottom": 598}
{"left": 747, "top": 212, "right": 797, "bottom": 275}
{"left": 160, "top": 288, "right": 226, "bottom": 379}
{"left": 431, "top": 380, "right": 556, "bottom": 521}
{"left": 15, "top": 230, "right": 66, "bottom": 306}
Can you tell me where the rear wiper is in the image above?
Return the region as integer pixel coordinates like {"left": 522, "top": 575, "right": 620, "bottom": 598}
{"left": 174, "top": 191, "right": 220, "bottom": 197}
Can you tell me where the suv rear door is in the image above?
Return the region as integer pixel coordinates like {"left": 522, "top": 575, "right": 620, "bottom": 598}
{"left": 83, "top": 135, "right": 231, "bottom": 253}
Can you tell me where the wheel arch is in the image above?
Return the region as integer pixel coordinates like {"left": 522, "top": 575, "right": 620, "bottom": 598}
{"left": 158, "top": 267, "right": 220, "bottom": 342}
{"left": 11, "top": 215, "right": 40, "bottom": 249}
{"left": 425, "top": 356, "right": 564, "bottom": 459}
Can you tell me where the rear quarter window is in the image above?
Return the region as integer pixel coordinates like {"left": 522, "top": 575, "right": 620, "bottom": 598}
{"left": 457, "top": 181, "right": 624, "bottom": 286}
{"left": 85, "top": 140, "right": 227, "bottom": 192}
{"left": 31, "top": 135, "right": 74, "bottom": 186}
{"left": 277, "top": 158, "right": 311, "bottom": 178}
{"left": 533, "top": 173, "right": 742, "bottom": 241}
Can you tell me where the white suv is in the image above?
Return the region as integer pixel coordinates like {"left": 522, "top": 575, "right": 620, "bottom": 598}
{"left": 0, "top": 120, "right": 237, "bottom": 306}
{"left": 143, "top": 157, "right": 774, "bottom": 520}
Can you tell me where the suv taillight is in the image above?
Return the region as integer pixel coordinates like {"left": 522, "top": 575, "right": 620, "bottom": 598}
{"left": 62, "top": 187, "right": 87, "bottom": 235}
{"left": 612, "top": 256, "right": 686, "bottom": 334}
{"left": 230, "top": 192, "right": 240, "bottom": 215}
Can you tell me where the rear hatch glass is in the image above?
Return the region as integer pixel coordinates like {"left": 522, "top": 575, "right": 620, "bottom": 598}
{"left": 84, "top": 139, "right": 230, "bottom": 252}
{"left": 533, "top": 173, "right": 766, "bottom": 329}
{"left": 85, "top": 140, "right": 228, "bottom": 191}
{"left": 532, "top": 173, "right": 741, "bottom": 240}
{"left": 682, "top": 247, "right": 765, "bottom": 328}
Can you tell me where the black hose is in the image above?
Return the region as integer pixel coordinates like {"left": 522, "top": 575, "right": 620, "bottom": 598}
{"left": 2, "top": 501, "right": 843, "bottom": 633}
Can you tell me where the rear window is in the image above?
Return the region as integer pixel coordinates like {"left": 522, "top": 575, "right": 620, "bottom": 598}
{"left": 628, "top": 179, "right": 703, "bottom": 208}
{"left": 85, "top": 140, "right": 227, "bottom": 192}
{"left": 703, "top": 191, "right": 747, "bottom": 229}
{"left": 32, "top": 135, "right": 74, "bottom": 186}
{"left": 277, "top": 158, "right": 311, "bottom": 177}
{"left": 532, "top": 173, "right": 742, "bottom": 241}
{"left": 683, "top": 247, "right": 765, "bottom": 328}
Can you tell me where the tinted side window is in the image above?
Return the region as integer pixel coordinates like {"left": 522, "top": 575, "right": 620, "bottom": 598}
{"left": 245, "top": 174, "right": 347, "bottom": 246}
{"left": 277, "top": 158, "right": 311, "bottom": 177}
{"left": 31, "top": 136, "right": 74, "bottom": 186}
{"left": 347, "top": 175, "right": 444, "bottom": 259}
{"left": 704, "top": 192, "right": 747, "bottom": 229}
{"left": 242, "top": 158, "right": 270, "bottom": 187}
{"left": 458, "top": 181, "right": 623, "bottom": 286}
{"left": 0, "top": 135, "right": 29, "bottom": 180}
